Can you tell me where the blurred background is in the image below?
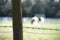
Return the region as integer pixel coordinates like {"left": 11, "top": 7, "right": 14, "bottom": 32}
{"left": 22, "top": 0, "right": 60, "bottom": 18}
{"left": 0, "top": 0, "right": 13, "bottom": 40}
{"left": 0, "top": 0, "right": 12, "bottom": 17}
{"left": 0, "top": 0, "right": 60, "bottom": 18}
{"left": 0, "top": 0, "right": 60, "bottom": 40}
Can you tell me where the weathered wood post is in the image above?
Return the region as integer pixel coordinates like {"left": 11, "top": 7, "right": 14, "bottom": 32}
{"left": 12, "top": 0, "right": 23, "bottom": 40}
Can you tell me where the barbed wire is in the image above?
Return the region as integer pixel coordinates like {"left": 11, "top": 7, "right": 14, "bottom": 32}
{"left": 23, "top": 27, "right": 60, "bottom": 35}
{"left": 0, "top": 26, "right": 12, "bottom": 27}
{"left": 0, "top": 26, "right": 60, "bottom": 31}
{"left": 0, "top": 26, "right": 60, "bottom": 35}
{"left": 24, "top": 27, "right": 60, "bottom": 31}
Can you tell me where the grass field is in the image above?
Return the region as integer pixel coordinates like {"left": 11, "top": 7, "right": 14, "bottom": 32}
{"left": 23, "top": 21, "right": 60, "bottom": 40}
{"left": 0, "top": 27, "right": 13, "bottom": 40}
{"left": 0, "top": 18, "right": 60, "bottom": 40}
{"left": 0, "top": 18, "right": 13, "bottom": 40}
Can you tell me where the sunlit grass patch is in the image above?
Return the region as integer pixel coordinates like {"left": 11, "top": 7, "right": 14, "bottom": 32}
{"left": 23, "top": 21, "right": 60, "bottom": 40}
{"left": 0, "top": 36, "right": 13, "bottom": 40}
{"left": 0, "top": 27, "right": 13, "bottom": 40}
{"left": 23, "top": 32, "right": 60, "bottom": 40}
{"left": 0, "top": 19, "right": 13, "bottom": 40}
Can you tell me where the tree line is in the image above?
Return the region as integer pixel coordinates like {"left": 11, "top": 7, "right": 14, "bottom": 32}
{"left": 0, "top": 0, "right": 60, "bottom": 18}
{"left": 22, "top": 0, "right": 60, "bottom": 18}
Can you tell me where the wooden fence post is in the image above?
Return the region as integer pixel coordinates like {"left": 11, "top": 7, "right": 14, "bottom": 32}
{"left": 12, "top": 0, "right": 23, "bottom": 40}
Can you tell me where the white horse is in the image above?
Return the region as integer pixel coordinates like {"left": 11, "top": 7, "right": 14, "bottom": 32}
{"left": 31, "top": 16, "right": 44, "bottom": 26}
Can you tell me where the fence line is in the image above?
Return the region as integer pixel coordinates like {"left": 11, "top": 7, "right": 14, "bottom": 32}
{"left": 23, "top": 27, "right": 60, "bottom": 35}
{"left": 0, "top": 26, "right": 60, "bottom": 31}
{"left": 0, "top": 26, "right": 60, "bottom": 35}
{"left": 24, "top": 27, "right": 60, "bottom": 31}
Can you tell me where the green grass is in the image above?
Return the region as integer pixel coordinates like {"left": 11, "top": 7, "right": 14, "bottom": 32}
{"left": 23, "top": 21, "right": 60, "bottom": 40}
{"left": 0, "top": 37, "right": 12, "bottom": 40}
{"left": 0, "top": 27, "right": 13, "bottom": 40}
{"left": 23, "top": 33, "right": 60, "bottom": 40}
{"left": 0, "top": 20, "right": 13, "bottom": 40}
{"left": 0, "top": 20, "right": 60, "bottom": 40}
